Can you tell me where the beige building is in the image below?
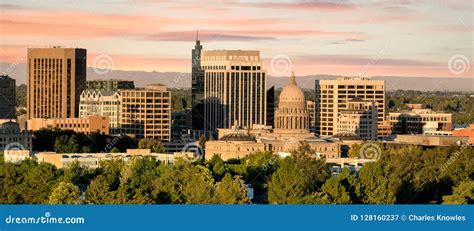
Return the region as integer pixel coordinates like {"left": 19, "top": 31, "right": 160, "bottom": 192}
{"left": 315, "top": 77, "right": 385, "bottom": 137}
{"left": 337, "top": 98, "right": 378, "bottom": 140}
{"left": 35, "top": 149, "right": 175, "bottom": 168}
{"left": 121, "top": 84, "right": 171, "bottom": 141}
{"left": 201, "top": 50, "right": 266, "bottom": 131}
{"left": 393, "top": 134, "right": 469, "bottom": 147}
{"left": 388, "top": 108, "right": 452, "bottom": 135}
{"left": 206, "top": 74, "right": 341, "bottom": 161}
{"left": 80, "top": 90, "right": 121, "bottom": 134}
{"left": 0, "top": 121, "right": 32, "bottom": 152}
{"left": 27, "top": 47, "right": 87, "bottom": 120}
{"left": 27, "top": 115, "right": 109, "bottom": 134}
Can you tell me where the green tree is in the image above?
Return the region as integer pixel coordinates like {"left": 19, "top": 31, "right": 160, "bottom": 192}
{"left": 54, "top": 135, "right": 80, "bottom": 153}
{"left": 320, "top": 169, "right": 353, "bottom": 204}
{"left": 138, "top": 138, "right": 165, "bottom": 153}
{"left": 442, "top": 181, "right": 474, "bottom": 204}
{"left": 214, "top": 173, "right": 249, "bottom": 204}
{"left": 357, "top": 162, "right": 398, "bottom": 204}
{"left": 86, "top": 175, "right": 113, "bottom": 204}
{"left": 48, "top": 182, "right": 81, "bottom": 204}
{"left": 20, "top": 163, "right": 61, "bottom": 204}
{"left": 182, "top": 166, "right": 215, "bottom": 204}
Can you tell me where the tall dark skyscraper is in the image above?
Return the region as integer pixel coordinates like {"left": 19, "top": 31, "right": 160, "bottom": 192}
{"left": 191, "top": 33, "right": 205, "bottom": 131}
{"left": 0, "top": 75, "right": 16, "bottom": 119}
{"left": 266, "top": 86, "right": 275, "bottom": 127}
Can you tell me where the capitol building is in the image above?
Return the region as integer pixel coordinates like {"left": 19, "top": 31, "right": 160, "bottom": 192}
{"left": 205, "top": 73, "right": 341, "bottom": 160}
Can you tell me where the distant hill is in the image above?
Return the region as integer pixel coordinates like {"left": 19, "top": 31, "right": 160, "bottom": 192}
{"left": 2, "top": 63, "right": 472, "bottom": 92}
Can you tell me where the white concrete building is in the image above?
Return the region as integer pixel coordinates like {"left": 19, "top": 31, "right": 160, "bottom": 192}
{"left": 80, "top": 90, "right": 121, "bottom": 134}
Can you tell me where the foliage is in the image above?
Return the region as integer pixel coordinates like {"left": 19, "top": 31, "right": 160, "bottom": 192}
{"left": 214, "top": 173, "right": 250, "bottom": 204}
{"left": 0, "top": 142, "right": 472, "bottom": 205}
{"left": 442, "top": 181, "right": 474, "bottom": 204}
{"left": 48, "top": 182, "right": 81, "bottom": 204}
{"left": 138, "top": 138, "right": 166, "bottom": 153}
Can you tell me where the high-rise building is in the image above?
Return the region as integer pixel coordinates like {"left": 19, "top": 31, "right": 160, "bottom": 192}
{"left": 79, "top": 90, "right": 122, "bottom": 134}
{"left": 191, "top": 37, "right": 205, "bottom": 131}
{"left": 315, "top": 77, "right": 385, "bottom": 137}
{"left": 121, "top": 84, "right": 171, "bottom": 141}
{"left": 202, "top": 50, "right": 266, "bottom": 131}
{"left": 27, "top": 47, "right": 86, "bottom": 120}
{"left": 86, "top": 79, "right": 134, "bottom": 91}
{"left": 337, "top": 98, "right": 378, "bottom": 140}
{"left": 266, "top": 86, "right": 275, "bottom": 127}
{"left": 171, "top": 109, "right": 192, "bottom": 141}
{"left": 0, "top": 75, "right": 16, "bottom": 119}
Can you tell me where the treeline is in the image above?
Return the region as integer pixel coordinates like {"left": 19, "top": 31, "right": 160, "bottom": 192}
{"left": 32, "top": 128, "right": 137, "bottom": 153}
{"left": 1, "top": 143, "right": 472, "bottom": 204}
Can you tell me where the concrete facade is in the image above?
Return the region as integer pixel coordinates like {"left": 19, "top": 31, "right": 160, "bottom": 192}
{"left": 27, "top": 115, "right": 109, "bottom": 134}
{"left": 120, "top": 84, "right": 171, "bottom": 141}
{"left": 202, "top": 50, "right": 266, "bottom": 131}
{"left": 27, "top": 47, "right": 86, "bottom": 119}
{"left": 315, "top": 77, "right": 385, "bottom": 137}
{"left": 337, "top": 98, "right": 378, "bottom": 140}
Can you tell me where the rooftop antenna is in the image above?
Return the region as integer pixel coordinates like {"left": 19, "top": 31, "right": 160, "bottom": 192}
{"left": 196, "top": 29, "right": 199, "bottom": 41}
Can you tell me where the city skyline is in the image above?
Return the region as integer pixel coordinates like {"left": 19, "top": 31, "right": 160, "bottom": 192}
{"left": 0, "top": 0, "right": 472, "bottom": 78}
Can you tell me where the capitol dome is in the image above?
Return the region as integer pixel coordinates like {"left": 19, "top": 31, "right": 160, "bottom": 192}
{"left": 274, "top": 72, "right": 310, "bottom": 134}
{"left": 278, "top": 72, "right": 306, "bottom": 108}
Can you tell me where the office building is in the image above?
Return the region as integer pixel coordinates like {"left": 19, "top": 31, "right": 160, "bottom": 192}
{"left": 315, "top": 77, "right": 385, "bottom": 137}
{"left": 86, "top": 79, "right": 134, "bottom": 91}
{"left": 27, "top": 115, "right": 109, "bottom": 135}
{"left": 27, "top": 47, "right": 86, "bottom": 120}
{"left": 0, "top": 75, "right": 16, "bottom": 119}
{"left": 336, "top": 98, "right": 378, "bottom": 140}
{"left": 121, "top": 84, "right": 171, "bottom": 141}
{"left": 191, "top": 38, "right": 205, "bottom": 131}
{"left": 388, "top": 108, "right": 452, "bottom": 134}
{"left": 202, "top": 50, "right": 266, "bottom": 131}
{"left": 266, "top": 86, "right": 275, "bottom": 127}
{"left": 79, "top": 90, "right": 122, "bottom": 134}
{"left": 171, "top": 109, "right": 192, "bottom": 141}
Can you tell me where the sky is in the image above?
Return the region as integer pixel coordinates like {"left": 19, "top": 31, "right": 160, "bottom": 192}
{"left": 0, "top": 0, "right": 472, "bottom": 78}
